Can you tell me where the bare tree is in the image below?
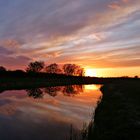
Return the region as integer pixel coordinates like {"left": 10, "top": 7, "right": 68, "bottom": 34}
{"left": 26, "top": 61, "right": 45, "bottom": 73}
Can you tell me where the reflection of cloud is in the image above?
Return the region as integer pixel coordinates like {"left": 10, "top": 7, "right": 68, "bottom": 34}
{"left": 0, "top": 87, "right": 101, "bottom": 129}
{"left": 0, "top": 103, "right": 17, "bottom": 116}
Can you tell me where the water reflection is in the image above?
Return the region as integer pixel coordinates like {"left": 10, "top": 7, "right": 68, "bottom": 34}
{"left": 84, "top": 84, "right": 100, "bottom": 91}
{"left": 26, "top": 88, "right": 43, "bottom": 99}
{"left": 0, "top": 84, "right": 102, "bottom": 140}
{"left": 0, "top": 89, "right": 5, "bottom": 94}
{"left": 63, "top": 85, "right": 83, "bottom": 96}
{"left": 44, "top": 86, "right": 62, "bottom": 97}
{"left": 26, "top": 85, "right": 84, "bottom": 99}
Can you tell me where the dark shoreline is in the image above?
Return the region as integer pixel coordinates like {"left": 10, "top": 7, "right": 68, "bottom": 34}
{"left": 87, "top": 80, "right": 140, "bottom": 140}
{"left": 0, "top": 72, "right": 139, "bottom": 91}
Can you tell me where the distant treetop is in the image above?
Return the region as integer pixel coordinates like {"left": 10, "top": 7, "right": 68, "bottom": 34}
{"left": 26, "top": 61, "right": 45, "bottom": 73}
{"left": 0, "top": 66, "right": 6, "bottom": 72}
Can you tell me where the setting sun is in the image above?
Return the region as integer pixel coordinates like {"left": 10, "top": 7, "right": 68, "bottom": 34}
{"left": 85, "top": 69, "right": 97, "bottom": 77}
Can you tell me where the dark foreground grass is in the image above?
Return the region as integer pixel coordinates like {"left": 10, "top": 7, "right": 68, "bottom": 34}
{"left": 87, "top": 80, "right": 140, "bottom": 140}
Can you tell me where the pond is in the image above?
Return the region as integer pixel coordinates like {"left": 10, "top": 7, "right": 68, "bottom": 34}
{"left": 0, "top": 84, "right": 102, "bottom": 140}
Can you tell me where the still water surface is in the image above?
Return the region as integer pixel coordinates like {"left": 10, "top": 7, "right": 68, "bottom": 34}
{"left": 0, "top": 84, "right": 101, "bottom": 140}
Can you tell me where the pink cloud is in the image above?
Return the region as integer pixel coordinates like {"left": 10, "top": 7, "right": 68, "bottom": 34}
{"left": 108, "top": 2, "right": 121, "bottom": 10}
{"left": 122, "top": 0, "right": 129, "bottom": 3}
{"left": 0, "top": 39, "right": 21, "bottom": 49}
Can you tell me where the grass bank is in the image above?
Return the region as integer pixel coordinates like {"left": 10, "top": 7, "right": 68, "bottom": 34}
{"left": 0, "top": 76, "right": 106, "bottom": 92}
{"left": 0, "top": 71, "right": 139, "bottom": 91}
{"left": 87, "top": 80, "right": 140, "bottom": 140}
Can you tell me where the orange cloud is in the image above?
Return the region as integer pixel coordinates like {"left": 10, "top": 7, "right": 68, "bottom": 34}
{"left": 122, "top": 0, "right": 129, "bottom": 3}
{"left": 0, "top": 39, "right": 20, "bottom": 49}
{"left": 108, "top": 2, "right": 121, "bottom": 10}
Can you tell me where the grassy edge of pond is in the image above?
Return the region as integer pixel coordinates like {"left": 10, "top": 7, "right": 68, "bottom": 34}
{"left": 0, "top": 76, "right": 98, "bottom": 92}
{"left": 87, "top": 80, "right": 140, "bottom": 140}
{"left": 0, "top": 74, "right": 139, "bottom": 91}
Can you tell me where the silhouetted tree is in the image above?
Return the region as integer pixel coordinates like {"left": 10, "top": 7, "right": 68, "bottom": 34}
{"left": 75, "top": 66, "right": 84, "bottom": 76}
{"left": 26, "top": 61, "right": 45, "bottom": 73}
{"left": 0, "top": 66, "right": 6, "bottom": 72}
{"left": 63, "top": 64, "right": 76, "bottom": 75}
{"left": 134, "top": 76, "right": 138, "bottom": 79}
{"left": 63, "top": 64, "right": 84, "bottom": 76}
{"left": 45, "top": 63, "right": 62, "bottom": 74}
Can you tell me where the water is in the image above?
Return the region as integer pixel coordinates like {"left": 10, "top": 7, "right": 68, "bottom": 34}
{"left": 0, "top": 84, "right": 102, "bottom": 140}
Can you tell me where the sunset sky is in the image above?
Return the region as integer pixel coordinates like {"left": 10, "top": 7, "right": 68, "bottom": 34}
{"left": 0, "top": 0, "right": 140, "bottom": 77}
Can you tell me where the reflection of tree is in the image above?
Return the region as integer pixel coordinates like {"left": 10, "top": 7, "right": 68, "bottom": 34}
{"left": 75, "top": 85, "right": 83, "bottom": 93}
{"left": 43, "top": 87, "right": 62, "bottom": 97}
{"left": 26, "top": 88, "right": 43, "bottom": 99}
{"left": 0, "top": 89, "right": 5, "bottom": 94}
{"left": 26, "top": 85, "right": 83, "bottom": 98}
{"left": 44, "top": 85, "right": 83, "bottom": 97}
{"left": 63, "top": 85, "right": 83, "bottom": 96}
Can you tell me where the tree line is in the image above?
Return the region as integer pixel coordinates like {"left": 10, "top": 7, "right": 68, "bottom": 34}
{"left": 0, "top": 61, "right": 85, "bottom": 76}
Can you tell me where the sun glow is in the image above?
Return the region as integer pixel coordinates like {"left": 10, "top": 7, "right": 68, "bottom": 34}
{"left": 84, "top": 85, "right": 99, "bottom": 90}
{"left": 85, "top": 69, "right": 97, "bottom": 77}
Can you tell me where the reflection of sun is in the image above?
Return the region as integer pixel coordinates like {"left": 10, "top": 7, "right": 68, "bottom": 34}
{"left": 85, "top": 69, "right": 97, "bottom": 77}
{"left": 84, "top": 85, "right": 99, "bottom": 90}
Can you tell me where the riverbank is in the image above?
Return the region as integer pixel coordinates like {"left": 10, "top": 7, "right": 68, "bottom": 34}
{"left": 0, "top": 76, "right": 103, "bottom": 92}
{"left": 87, "top": 80, "right": 140, "bottom": 140}
{"left": 0, "top": 71, "right": 139, "bottom": 91}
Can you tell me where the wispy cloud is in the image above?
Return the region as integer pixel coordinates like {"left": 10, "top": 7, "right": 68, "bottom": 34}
{"left": 108, "top": 2, "right": 121, "bottom": 10}
{"left": 0, "top": 0, "right": 140, "bottom": 73}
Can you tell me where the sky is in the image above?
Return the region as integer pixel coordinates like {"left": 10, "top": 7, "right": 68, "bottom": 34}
{"left": 0, "top": 0, "right": 140, "bottom": 77}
